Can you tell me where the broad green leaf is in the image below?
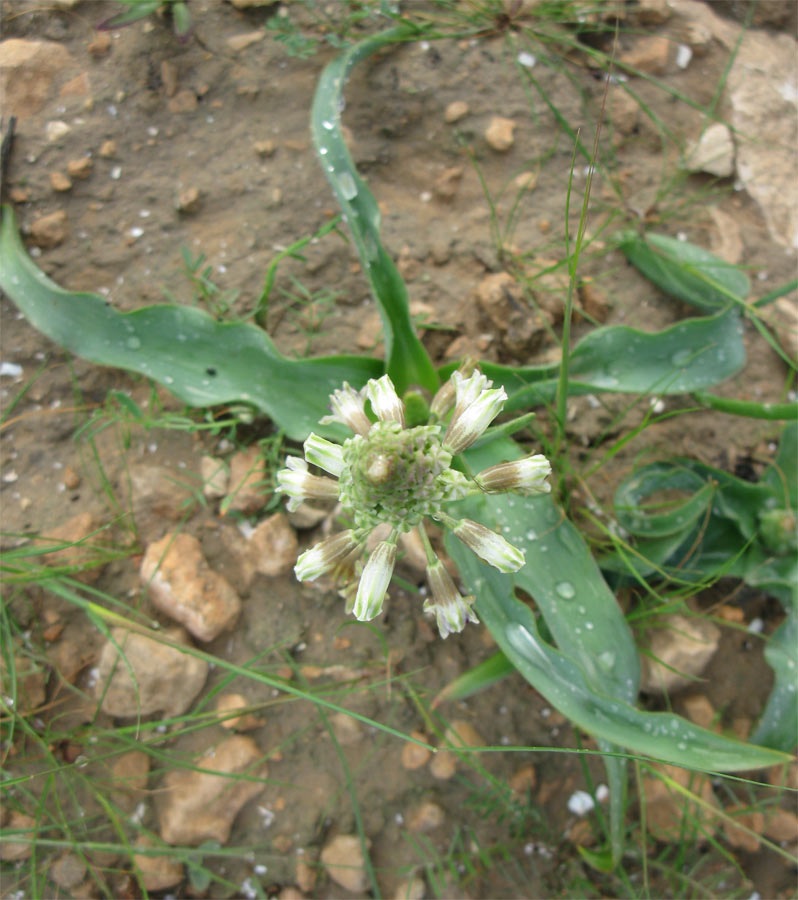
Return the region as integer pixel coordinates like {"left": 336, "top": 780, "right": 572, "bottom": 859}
{"left": 618, "top": 231, "right": 750, "bottom": 311}
{"left": 764, "top": 421, "right": 798, "bottom": 507}
{"left": 0, "top": 205, "right": 381, "bottom": 441}
{"left": 448, "top": 308, "right": 746, "bottom": 410}
{"left": 431, "top": 651, "right": 515, "bottom": 708}
{"left": 310, "top": 26, "right": 438, "bottom": 396}
{"left": 98, "top": 0, "right": 162, "bottom": 29}
{"left": 447, "top": 539, "right": 790, "bottom": 771}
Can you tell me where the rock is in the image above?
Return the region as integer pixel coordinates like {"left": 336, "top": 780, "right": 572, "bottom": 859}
{"left": 63, "top": 465, "right": 81, "bottom": 489}
{"left": 160, "top": 60, "right": 178, "bottom": 97}
{"left": 407, "top": 800, "right": 444, "bottom": 833}
{"left": 320, "top": 834, "right": 369, "bottom": 892}
{"left": 216, "top": 693, "right": 263, "bottom": 731}
{"left": 9, "top": 187, "right": 30, "bottom": 203}
{"left": 0, "top": 39, "right": 74, "bottom": 118}
{"left": 109, "top": 750, "right": 150, "bottom": 811}
{"left": 226, "top": 446, "right": 267, "bottom": 514}
{"left": 430, "top": 237, "right": 452, "bottom": 265}
{"left": 59, "top": 72, "right": 90, "bottom": 97}
{"left": 642, "top": 764, "right": 719, "bottom": 841}
{"left": 50, "top": 853, "right": 86, "bottom": 889}
{"left": 248, "top": 512, "right": 298, "bottom": 576}
{"left": 254, "top": 139, "right": 277, "bottom": 157}
{"left": 42, "top": 510, "right": 104, "bottom": 582}
{"left": 158, "top": 735, "right": 267, "bottom": 845}
{"left": 295, "top": 858, "right": 316, "bottom": 892}
{"left": 708, "top": 207, "right": 744, "bottom": 263}
{"left": 619, "top": 35, "right": 672, "bottom": 75}
{"left": 401, "top": 732, "right": 431, "bottom": 770}
{"left": 634, "top": 0, "right": 672, "bottom": 25}
{"left": 431, "top": 720, "right": 484, "bottom": 780}
{"left": 722, "top": 805, "right": 764, "bottom": 852}
{"left": 609, "top": 87, "right": 639, "bottom": 135}
{"left": 357, "top": 312, "right": 382, "bottom": 349}
{"left": 763, "top": 808, "right": 798, "bottom": 843}
{"left": 30, "top": 210, "right": 69, "bottom": 248}
{"left": 98, "top": 140, "right": 117, "bottom": 158}
{"left": 329, "top": 712, "right": 363, "bottom": 746}
{"left": 176, "top": 185, "right": 202, "bottom": 214}
{"left": 685, "top": 123, "right": 734, "bottom": 177}
{"left": 444, "top": 100, "right": 469, "bottom": 123}
{"left": 0, "top": 811, "right": 35, "bottom": 860}
{"left": 132, "top": 836, "right": 184, "bottom": 891}
{"left": 227, "top": 31, "right": 266, "bottom": 52}
{"left": 394, "top": 877, "right": 426, "bottom": 900}
{"left": 87, "top": 31, "right": 112, "bottom": 58}
{"left": 67, "top": 157, "right": 93, "bottom": 180}
{"left": 95, "top": 626, "right": 208, "bottom": 718}
{"left": 508, "top": 764, "right": 537, "bottom": 796}
{"left": 46, "top": 120, "right": 71, "bottom": 142}
{"left": 167, "top": 89, "right": 198, "bottom": 113}
{"left": 485, "top": 116, "right": 516, "bottom": 151}
{"left": 129, "top": 463, "right": 195, "bottom": 536}
{"left": 286, "top": 503, "right": 328, "bottom": 530}
{"left": 577, "top": 279, "right": 611, "bottom": 322}
{"left": 433, "top": 166, "right": 464, "bottom": 201}
{"left": 476, "top": 271, "right": 548, "bottom": 356}
{"left": 681, "top": 693, "right": 715, "bottom": 729}
{"left": 640, "top": 613, "right": 721, "bottom": 694}
{"left": 201, "top": 455, "right": 229, "bottom": 499}
{"left": 141, "top": 533, "right": 241, "bottom": 642}
{"left": 0, "top": 644, "right": 47, "bottom": 714}
{"left": 512, "top": 170, "right": 537, "bottom": 191}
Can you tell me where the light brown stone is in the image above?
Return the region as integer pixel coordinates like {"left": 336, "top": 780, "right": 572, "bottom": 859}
{"left": 401, "top": 733, "right": 431, "bottom": 770}
{"left": 320, "top": 834, "right": 368, "bottom": 892}
{"left": 59, "top": 71, "right": 90, "bottom": 97}
{"left": 685, "top": 123, "right": 734, "bottom": 177}
{"left": 30, "top": 210, "right": 69, "bottom": 248}
{"left": 254, "top": 139, "right": 276, "bottom": 157}
{"left": 722, "top": 805, "right": 764, "bottom": 852}
{"left": 141, "top": 532, "right": 241, "bottom": 642}
{"left": 763, "top": 808, "right": 798, "bottom": 843}
{"left": 67, "top": 157, "right": 93, "bottom": 180}
{"left": 87, "top": 32, "right": 111, "bottom": 58}
{"left": 433, "top": 166, "right": 464, "bottom": 201}
{"left": 642, "top": 764, "right": 720, "bottom": 842}
{"left": 681, "top": 694, "right": 715, "bottom": 730}
{"left": 640, "top": 614, "right": 721, "bottom": 695}
{"left": 444, "top": 100, "right": 469, "bottom": 123}
{"left": 50, "top": 853, "right": 86, "bottom": 889}
{"left": 485, "top": 116, "right": 516, "bottom": 151}
{"left": 619, "top": 35, "right": 672, "bottom": 75}
{"left": 158, "top": 735, "right": 267, "bottom": 845}
{"left": 407, "top": 800, "right": 444, "bottom": 833}
{"left": 509, "top": 764, "right": 537, "bottom": 796}
{"left": 226, "top": 446, "right": 267, "bottom": 514}
{"left": 98, "top": 139, "right": 117, "bottom": 158}
{"left": 249, "top": 512, "right": 298, "bottom": 577}
{"left": 167, "top": 89, "right": 198, "bottom": 113}
{"left": 95, "top": 626, "right": 208, "bottom": 718}
{"left": 201, "top": 455, "right": 229, "bottom": 499}
{"left": 42, "top": 510, "right": 104, "bottom": 582}
{"left": 0, "top": 811, "right": 36, "bottom": 860}
{"left": 227, "top": 31, "right": 266, "bottom": 52}
{"left": 0, "top": 39, "right": 74, "bottom": 118}
{"left": 216, "top": 693, "right": 263, "bottom": 731}
{"left": 133, "top": 836, "right": 184, "bottom": 891}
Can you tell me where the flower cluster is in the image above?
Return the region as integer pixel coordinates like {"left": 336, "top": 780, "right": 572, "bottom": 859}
{"left": 277, "top": 368, "right": 551, "bottom": 638}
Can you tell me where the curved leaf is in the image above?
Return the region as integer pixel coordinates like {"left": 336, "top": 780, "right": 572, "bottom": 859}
{"left": 751, "top": 605, "right": 798, "bottom": 751}
{"left": 447, "top": 537, "right": 791, "bottom": 771}
{"left": 0, "top": 206, "right": 381, "bottom": 441}
{"left": 440, "top": 308, "right": 746, "bottom": 409}
{"left": 310, "top": 26, "right": 438, "bottom": 396}
{"left": 618, "top": 231, "right": 750, "bottom": 311}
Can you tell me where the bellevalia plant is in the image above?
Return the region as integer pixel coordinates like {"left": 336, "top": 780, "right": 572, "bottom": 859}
{"left": 0, "top": 18, "right": 794, "bottom": 870}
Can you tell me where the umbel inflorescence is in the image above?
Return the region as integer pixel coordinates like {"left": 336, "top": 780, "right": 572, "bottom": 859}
{"left": 277, "top": 367, "right": 551, "bottom": 638}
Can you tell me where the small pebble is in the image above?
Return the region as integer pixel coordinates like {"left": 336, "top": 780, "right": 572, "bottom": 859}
{"left": 444, "top": 100, "right": 469, "bottom": 123}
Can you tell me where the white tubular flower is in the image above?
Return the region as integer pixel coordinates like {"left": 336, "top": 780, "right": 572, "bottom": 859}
{"left": 276, "top": 457, "right": 339, "bottom": 511}
{"left": 423, "top": 558, "right": 478, "bottom": 639}
{"left": 352, "top": 539, "right": 396, "bottom": 621}
{"left": 475, "top": 455, "right": 552, "bottom": 495}
{"left": 295, "top": 529, "right": 361, "bottom": 581}
{"left": 276, "top": 368, "right": 550, "bottom": 637}
{"left": 303, "top": 432, "right": 345, "bottom": 477}
{"left": 451, "top": 518, "right": 525, "bottom": 573}
{"left": 319, "top": 382, "right": 371, "bottom": 435}
{"left": 443, "top": 383, "right": 508, "bottom": 454}
{"left": 367, "top": 374, "right": 405, "bottom": 427}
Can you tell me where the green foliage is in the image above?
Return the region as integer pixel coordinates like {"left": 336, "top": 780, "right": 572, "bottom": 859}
{"left": 98, "top": 0, "right": 192, "bottom": 41}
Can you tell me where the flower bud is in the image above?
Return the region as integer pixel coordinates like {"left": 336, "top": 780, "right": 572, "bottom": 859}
{"left": 320, "top": 382, "right": 371, "bottom": 435}
{"left": 443, "top": 386, "right": 508, "bottom": 454}
{"left": 295, "top": 529, "right": 361, "bottom": 581}
{"left": 452, "top": 518, "right": 525, "bottom": 573}
{"left": 367, "top": 374, "right": 405, "bottom": 427}
{"left": 475, "top": 454, "right": 552, "bottom": 495}
{"left": 424, "top": 558, "right": 479, "bottom": 638}
{"left": 276, "top": 457, "right": 339, "bottom": 511}
{"left": 303, "top": 432, "right": 345, "bottom": 477}
{"left": 352, "top": 540, "right": 396, "bottom": 621}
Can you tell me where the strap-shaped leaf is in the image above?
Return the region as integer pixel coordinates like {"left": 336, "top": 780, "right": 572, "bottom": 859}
{"left": 310, "top": 26, "right": 439, "bottom": 396}
{"left": 0, "top": 205, "right": 381, "bottom": 441}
